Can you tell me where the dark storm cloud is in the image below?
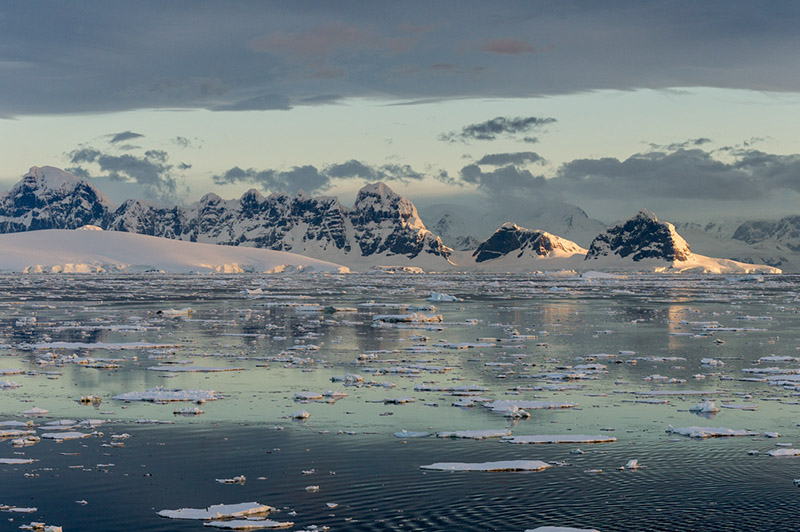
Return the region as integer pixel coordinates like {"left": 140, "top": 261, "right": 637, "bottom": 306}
{"left": 459, "top": 163, "right": 546, "bottom": 195}
{"left": 4, "top": 1, "right": 800, "bottom": 116}
{"left": 108, "top": 131, "right": 144, "bottom": 144}
{"left": 211, "top": 166, "right": 328, "bottom": 195}
{"left": 439, "top": 117, "right": 556, "bottom": 142}
{"left": 475, "top": 152, "right": 545, "bottom": 166}
{"left": 67, "top": 146, "right": 185, "bottom": 201}
{"left": 212, "top": 159, "right": 432, "bottom": 195}
{"left": 555, "top": 148, "right": 800, "bottom": 200}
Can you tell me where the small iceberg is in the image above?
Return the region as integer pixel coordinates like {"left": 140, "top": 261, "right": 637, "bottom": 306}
{"left": 421, "top": 460, "right": 551, "bottom": 472}
{"left": 157, "top": 502, "right": 275, "bottom": 520}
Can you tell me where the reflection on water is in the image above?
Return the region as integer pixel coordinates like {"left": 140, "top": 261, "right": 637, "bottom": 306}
{"left": 1, "top": 273, "right": 800, "bottom": 531}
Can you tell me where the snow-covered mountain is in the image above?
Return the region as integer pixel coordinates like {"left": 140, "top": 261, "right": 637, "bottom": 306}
{"left": 0, "top": 167, "right": 453, "bottom": 269}
{"left": 450, "top": 222, "right": 587, "bottom": 272}
{"left": 0, "top": 166, "right": 114, "bottom": 232}
{"left": 585, "top": 211, "right": 780, "bottom": 273}
{"left": 473, "top": 223, "right": 586, "bottom": 262}
{"left": 0, "top": 227, "right": 347, "bottom": 274}
{"left": 0, "top": 167, "right": 784, "bottom": 274}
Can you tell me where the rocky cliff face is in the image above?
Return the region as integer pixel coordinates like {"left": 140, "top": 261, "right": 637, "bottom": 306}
{"left": 585, "top": 210, "right": 692, "bottom": 262}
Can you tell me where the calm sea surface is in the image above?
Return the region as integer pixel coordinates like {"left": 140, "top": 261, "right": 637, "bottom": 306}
{"left": 1, "top": 273, "right": 799, "bottom": 531}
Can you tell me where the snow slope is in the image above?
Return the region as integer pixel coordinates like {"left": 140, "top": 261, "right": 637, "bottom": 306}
{"left": 0, "top": 228, "right": 348, "bottom": 274}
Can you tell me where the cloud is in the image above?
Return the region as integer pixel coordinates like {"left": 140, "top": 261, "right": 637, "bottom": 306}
{"left": 439, "top": 116, "right": 556, "bottom": 142}
{"left": 212, "top": 165, "right": 328, "bottom": 195}
{"left": 212, "top": 159, "right": 433, "bottom": 195}
{"left": 171, "top": 136, "right": 192, "bottom": 148}
{"left": 108, "top": 131, "right": 144, "bottom": 144}
{"left": 648, "top": 137, "right": 712, "bottom": 151}
{"left": 475, "top": 152, "right": 545, "bottom": 166}
{"left": 554, "top": 147, "right": 800, "bottom": 201}
{"left": 67, "top": 146, "right": 186, "bottom": 202}
{"left": 459, "top": 163, "right": 546, "bottom": 195}
{"left": 7, "top": 3, "right": 800, "bottom": 116}
{"left": 481, "top": 39, "right": 535, "bottom": 55}
{"left": 249, "top": 22, "right": 386, "bottom": 61}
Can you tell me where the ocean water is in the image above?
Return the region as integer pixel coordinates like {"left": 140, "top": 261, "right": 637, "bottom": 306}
{"left": 1, "top": 273, "right": 800, "bottom": 531}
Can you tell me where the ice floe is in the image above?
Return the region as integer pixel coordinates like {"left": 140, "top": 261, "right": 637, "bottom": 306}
{"left": 666, "top": 425, "right": 760, "bottom": 438}
{"left": 501, "top": 435, "right": 617, "bottom": 445}
{"left": 113, "top": 387, "right": 222, "bottom": 403}
{"left": 421, "top": 460, "right": 551, "bottom": 472}
{"left": 158, "top": 502, "right": 275, "bottom": 520}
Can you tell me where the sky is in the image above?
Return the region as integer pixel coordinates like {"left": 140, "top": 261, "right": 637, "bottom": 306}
{"left": 2, "top": 1, "right": 800, "bottom": 226}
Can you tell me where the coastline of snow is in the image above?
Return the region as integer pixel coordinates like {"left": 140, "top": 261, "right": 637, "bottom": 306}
{"left": 0, "top": 229, "right": 348, "bottom": 274}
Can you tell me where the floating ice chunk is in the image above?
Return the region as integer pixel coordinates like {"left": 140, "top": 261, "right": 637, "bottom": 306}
{"left": 765, "top": 432, "right": 781, "bottom": 438}
{"left": 41, "top": 432, "right": 91, "bottom": 441}
{"left": 688, "top": 400, "right": 720, "bottom": 413}
{"left": 114, "top": 387, "right": 222, "bottom": 403}
{"left": 305, "top": 485, "right": 319, "bottom": 492}
{"left": 148, "top": 366, "right": 245, "bottom": 373}
{"left": 620, "top": 459, "right": 644, "bottom": 470}
{"left": 158, "top": 502, "right": 275, "bottom": 520}
{"left": 721, "top": 404, "right": 758, "bottom": 410}
{"left": 372, "top": 313, "right": 443, "bottom": 323}
{"left": 666, "top": 425, "right": 760, "bottom": 438}
{"left": 393, "top": 430, "right": 430, "bottom": 438}
{"left": 768, "top": 448, "right": 800, "bottom": 457}
{"left": 0, "top": 429, "right": 36, "bottom": 439}
{"left": 22, "top": 407, "right": 49, "bottom": 416}
{"left": 421, "top": 460, "right": 551, "bottom": 472}
{"left": 701, "top": 358, "right": 724, "bottom": 367}
{"left": 0, "top": 457, "right": 34, "bottom": 464}
{"left": 19, "top": 523, "right": 62, "bottom": 532}
{"left": 203, "top": 519, "right": 294, "bottom": 529}
{"left": 501, "top": 435, "right": 617, "bottom": 445}
{"left": 21, "top": 341, "right": 183, "bottom": 350}
{"left": 156, "top": 308, "right": 192, "bottom": 317}
{"left": 174, "top": 407, "right": 204, "bottom": 416}
{"left": 0, "top": 380, "right": 21, "bottom": 389}
{"left": 437, "top": 429, "right": 511, "bottom": 440}
{"left": 1, "top": 505, "right": 37, "bottom": 513}
{"left": 428, "top": 291, "right": 461, "bottom": 302}
{"left": 483, "top": 400, "right": 577, "bottom": 415}
{"left": 292, "top": 410, "right": 311, "bottom": 420}
{"left": 294, "top": 392, "right": 323, "bottom": 401}
{"left": 383, "top": 397, "right": 414, "bottom": 404}
{"left": 216, "top": 475, "right": 246, "bottom": 484}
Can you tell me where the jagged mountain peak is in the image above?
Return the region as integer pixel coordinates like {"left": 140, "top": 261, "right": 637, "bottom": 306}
{"left": 633, "top": 209, "right": 658, "bottom": 222}
{"left": 473, "top": 222, "right": 587, "bottom": 263}
{"left": 586, "top": 210, "right": 692, "bottom": 262}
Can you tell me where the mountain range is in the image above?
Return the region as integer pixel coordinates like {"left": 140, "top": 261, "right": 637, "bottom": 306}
{"left": 0, "top": 166, "right": 785, "bottom": 274}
